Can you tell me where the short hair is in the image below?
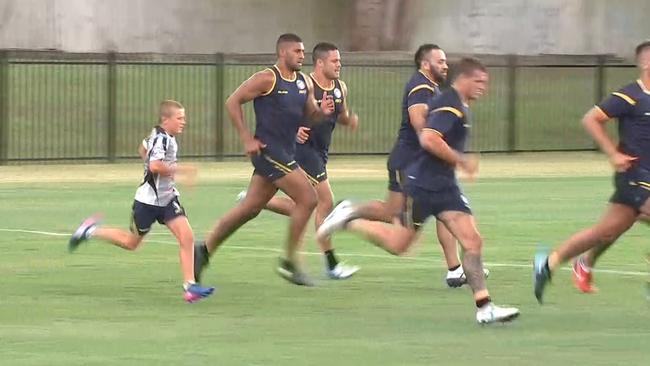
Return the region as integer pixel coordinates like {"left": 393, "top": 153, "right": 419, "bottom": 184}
{"left": 456, "top": 57, "right": 487, "bottom": 77}
{"left": 635, "top": 40, "right": 650, "bottom": 60}
{"left": 414, "top": 44, "right": 441, "bottom": 68}
{"left": 312, "top": 42, "right": 339, "bottom": 63}
{"left": 159, "top": 100, "right": 184, "bottom": 120}
{"left": 276, "top": 33, "right": 303, "bottom": 53}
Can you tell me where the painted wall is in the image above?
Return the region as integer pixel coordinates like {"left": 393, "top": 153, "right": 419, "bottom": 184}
{"left": 411, "top": 0, "right": 650, "bottom": 57}
{"left": 0, "top": 0, "right": 648, "bottom": 56}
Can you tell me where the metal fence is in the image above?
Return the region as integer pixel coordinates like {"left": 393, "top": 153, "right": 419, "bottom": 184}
{"left": 0, "top": 50, "right": 637, "bottom": 164}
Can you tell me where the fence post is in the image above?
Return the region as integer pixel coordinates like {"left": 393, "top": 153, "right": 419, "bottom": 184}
{"left": 214, "top": 52, "right": 225, "bottom": 161}
{"left": 595, "top": 54, "right": 606, "bottom": 104}
{"left": 107, "top": 51, "right": 117, "bottom": 162}
{"left": 506, "top": 54, "right": 517, "bottom": 152}
{"left": 0, "top": 50, "right": 8, "bottom": 165}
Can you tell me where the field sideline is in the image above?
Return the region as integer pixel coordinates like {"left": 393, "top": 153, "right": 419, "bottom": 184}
{"left": 1, "top": 152, "right": 648, "bottom": 366}
{"left": 0, "top": 151, "right": 613, "bottom": 184}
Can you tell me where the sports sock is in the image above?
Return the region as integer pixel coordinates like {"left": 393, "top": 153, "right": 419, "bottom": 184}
{"left": 476, "top": 296, "right": 491, "bottom": 308}
{"left": 85, "top": 224, "right": 98, "bottom": 238}
{"left": 324, "top": 249, "right": 338, "bottom": 270}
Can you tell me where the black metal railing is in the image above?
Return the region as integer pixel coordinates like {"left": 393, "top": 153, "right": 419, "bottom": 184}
{"left": 0, "top": 50, "right": 636, "bottom": 164}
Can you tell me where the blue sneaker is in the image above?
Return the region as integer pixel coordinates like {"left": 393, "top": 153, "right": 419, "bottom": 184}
{"left": 533, "top": 249, "right": 552, "bottom": 304}
{"left": 69, "top": 215, "right": 102, "bottom": 252}
{"left": 193, "top": 241, "right": 210, "bottom": 282}
{"left": 183, "top": 283, "right": 215, "bottom": 303}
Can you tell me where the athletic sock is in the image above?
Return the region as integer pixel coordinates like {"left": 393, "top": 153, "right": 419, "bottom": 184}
{"left": 183, "top": 280, "right": 196, "bottom": 291}
{"left": 324, "top": 249, "right": 338, "bottom": 270}
{"left": 476, "top": 296, "right": 491, "bottom": 308}
{"left": 85, "top": 224, "right": 98, "bottom": 238}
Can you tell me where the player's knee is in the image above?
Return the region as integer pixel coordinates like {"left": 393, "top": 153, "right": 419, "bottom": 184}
{"left": 390, "top": 231, "right": 417, "bottom": 255}
{"left": 296, "top": 191, "right": 317, "bottom": 211}
{"left": 239, "top": 200, "right": 265, "bottom": 220}
{"left": 317, "top": 195, "right": 333, "bottom": 213}
{"left": 126, "top": 235, "right": 144, "bottom": 251}
{"left": 597, "top": 231, "right": 618, "bottom": 246}
{"left": 245, "top": 207, "right": 263, "bottom": 221}
{"left": 463, "top": 235, "right": 483, "bottom": 252}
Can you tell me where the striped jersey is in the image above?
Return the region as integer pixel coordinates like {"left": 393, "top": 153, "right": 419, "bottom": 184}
{"left": 134, "top": 126, "right": 179, "bottom": 206}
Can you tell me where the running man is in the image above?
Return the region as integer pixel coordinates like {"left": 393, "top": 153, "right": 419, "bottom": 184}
{"left": 318, "top": 58, "right": 519, "bottom": 324}
{"left": 248, "top": 42, "right": 360, "bottom": 279}
{"left": 68, "top": 100, "right": 214, "bottom": 303}
{"left": 534, "top": 40, "right": 650, "bottom": 302}
{"left": 326, "top": 44, "right": 487, "bottom": 286}
{"left": 194, "top": 34, "right": 335, "bottom": 286}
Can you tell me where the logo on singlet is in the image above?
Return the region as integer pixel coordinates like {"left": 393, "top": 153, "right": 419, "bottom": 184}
{"left": 296, "top": 79, "right": 306, "bottom": 90}
{"left": 333, "top": 88, "right": 342, "bottom": 99}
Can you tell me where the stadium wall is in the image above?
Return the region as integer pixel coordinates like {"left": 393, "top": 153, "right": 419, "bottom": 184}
{"left": 1, "top": 0, "right": 649, "bottom": 56}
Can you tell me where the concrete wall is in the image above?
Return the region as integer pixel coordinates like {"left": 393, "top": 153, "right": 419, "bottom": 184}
{"left": 0, "top": 0, "right": 348, "bottom": 53}
{"left": 0, "top": 0, "right": 648, "bottom": 56}
{"left": 411, "top": 0, "right": 650, "bottom": 57}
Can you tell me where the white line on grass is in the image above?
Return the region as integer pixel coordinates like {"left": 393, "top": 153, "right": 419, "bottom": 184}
{"left": 2, "top": 228, "right": 647, "bottom": 277}
{"left": 0, "top": 228, "right": 69, "bottom": 236}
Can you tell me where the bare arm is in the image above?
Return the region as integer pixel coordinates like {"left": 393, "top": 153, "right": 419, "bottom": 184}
{"left": 336, "top": 80, "right": 359, "bottom": 130}
{"left": 419, "top": 129, "right": 463, "bottom": 166}
{"left": 303, "top": 75, "right": 334, "bottom": 124}
{"left": 149, "top": 160, "right": 175, "bottom": 176}
{"left": 583, "top": 107, "right": 617, "bottom": 156}
{"left": 408, "top": 104, "right": 429, "bottom": 133}
{"left": 225, "top": 69, "right": 275, "bottom": 155}
{"left": 583, "top": 106, "right": 636, "bottom": 171}
{"left": 419, "top": 129, "right": 477, "bottom": 177}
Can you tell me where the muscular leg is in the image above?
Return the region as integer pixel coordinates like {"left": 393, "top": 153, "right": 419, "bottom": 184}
{"left": 355, "top": 190, "right": 404, "bottom": 223}
{"left": 265, "top": 196, "right": 294, "bottom": 215}
{"left": 273, "top": 169, "right": 318, "bottom": 264}
{"left": 437, "top": 211, "right": 488, "bottom": 302}
{"left": 548, "top": 203, "right": 637, "bottom": 271}
{"left": 437, "top": 220, "right": 461, "bottom": 269}
{"left": 205, "top": 174, "right": 278, "bottom": 253}
{"left": 346, "top": 218, "right": 419, "bottom": 255}
{"left": 582, "top": 207, "right": 650, "bottom": 267}
{"left": 313, "top": 179, "right": 335, "bottom": 252}
{"left": 262, "top": 179, "right": 335, "bottom": 254}
{"left": 354, "top": 190, "right": 462, "bottom": 270}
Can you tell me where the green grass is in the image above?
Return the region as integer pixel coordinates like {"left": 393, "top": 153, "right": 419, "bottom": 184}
{"left": 1, "top": 156, "right": 649, "bottom": 365}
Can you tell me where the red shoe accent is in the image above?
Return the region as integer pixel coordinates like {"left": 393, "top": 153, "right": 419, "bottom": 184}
{"left": 572, "top": 258, "right": 597, "bottom": 293}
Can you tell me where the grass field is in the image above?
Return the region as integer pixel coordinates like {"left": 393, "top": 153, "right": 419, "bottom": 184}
{"left": 1, "top": 153, "right": 649, "bottom": 365}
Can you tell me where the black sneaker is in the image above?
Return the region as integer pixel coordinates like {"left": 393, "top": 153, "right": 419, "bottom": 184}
{"left": 193, "top": 240, "right": 210, "bottom": 282}
{"left": 533, "top": 250, "right": 552, "bottom": 304}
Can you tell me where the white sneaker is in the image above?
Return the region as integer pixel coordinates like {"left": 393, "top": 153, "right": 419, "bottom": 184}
{"left": 445, "top": 266, "right": 490, "bottom": 288}
{"left": 326, "top": 262, "right": 360, "bottom": 280}
{"left": 236, "top": 190, "right": 247, "bottom": 202}
{"left": 476, "top": 303, "right": 519, "bottom": 324}
{"left": 316, "top": 200, "right": 356, "bottom": 240}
